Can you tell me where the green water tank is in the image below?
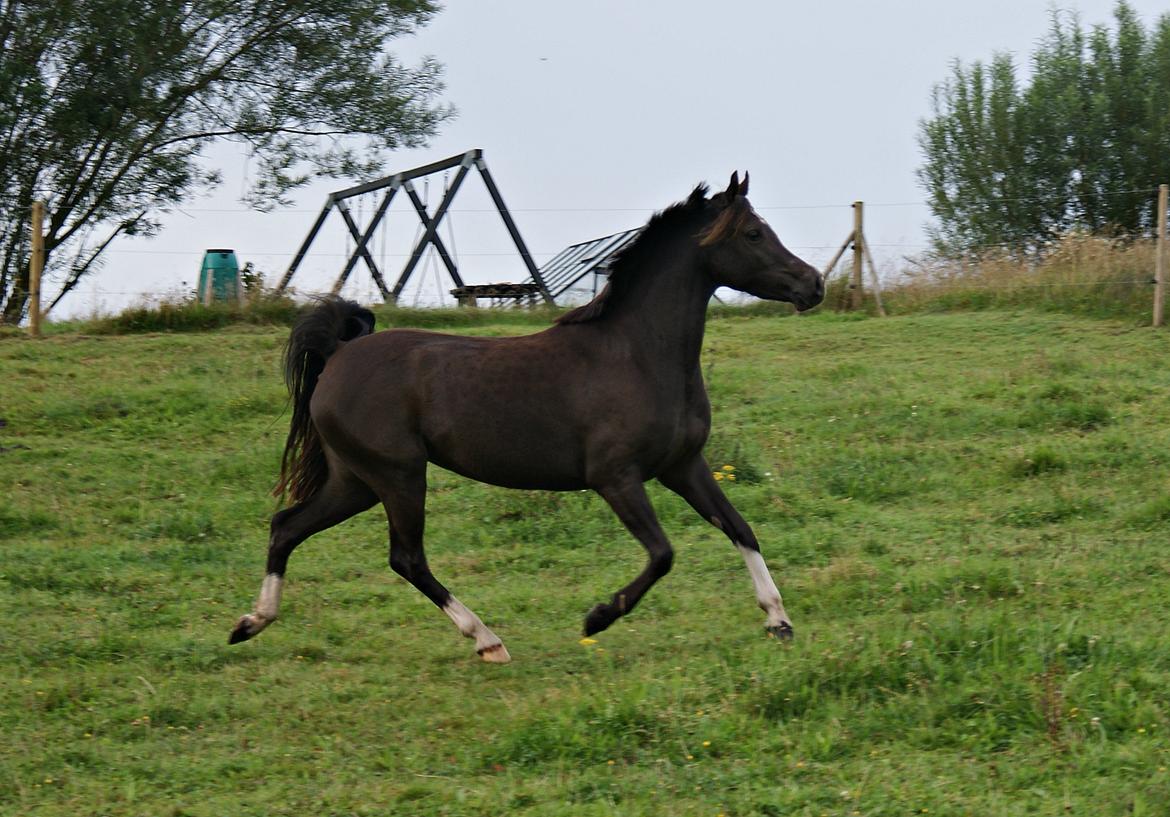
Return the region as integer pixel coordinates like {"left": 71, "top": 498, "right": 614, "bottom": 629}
{"left": 197, "top": 249, "right": 240, "bottom": 304}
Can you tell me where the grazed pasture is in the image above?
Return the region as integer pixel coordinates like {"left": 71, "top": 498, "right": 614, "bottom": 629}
{"left": 2, "top": 309, "right": 1170, "bottom": 816}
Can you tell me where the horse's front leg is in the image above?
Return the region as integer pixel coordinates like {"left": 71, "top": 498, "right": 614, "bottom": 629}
{"left": 585, "top": 478, "right": 675, "bottom": 636}
{"left": 658, "top": 455, "right": 794, "bottom": 639}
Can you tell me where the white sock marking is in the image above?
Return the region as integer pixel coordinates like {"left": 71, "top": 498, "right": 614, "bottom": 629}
{"left": 737, "top": 545, "right": 789, "bottom": 627}
{"left": 442, "top": 596, "right": 504, "bottom": 654}
{"left": 256, "top": 574, "right": 284, "bottom": 622}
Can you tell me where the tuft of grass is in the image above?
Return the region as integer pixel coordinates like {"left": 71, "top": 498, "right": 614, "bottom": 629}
{"left": 1008, "top": 445, "right": 1068, "bottom": 478}
{"left": 80, "top": 294, "right": 303, "bottom": 334}
{"left": 881, "top": 233, "right": 1160, "bottom": 322}
{"left": 1125, "top": 494, "right": 1170, "bottom": 530}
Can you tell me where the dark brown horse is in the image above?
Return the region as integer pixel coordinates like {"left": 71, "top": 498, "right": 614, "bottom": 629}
{"left": 230, "top": 173, "right": 823, "bottom": 662}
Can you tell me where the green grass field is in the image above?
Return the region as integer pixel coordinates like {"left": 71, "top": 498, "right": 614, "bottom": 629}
{"left": 4, "top": 308, "right": 1170, "bottom": 816}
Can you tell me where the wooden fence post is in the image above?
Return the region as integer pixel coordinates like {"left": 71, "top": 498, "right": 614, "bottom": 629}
{"left": 851, "top": 201, "right": 864, "bottom": 311}
{"left": 822, "top": 201, "right": 886, "bottom": 316}
{"left": 29, "top": 200, "right": 45, "bottom": 338}
{"left": 1156, "top": 184, "right": 1168, "bottom": 328}
{"left": 861, "top": 232, "right": 888, "bottom": 318}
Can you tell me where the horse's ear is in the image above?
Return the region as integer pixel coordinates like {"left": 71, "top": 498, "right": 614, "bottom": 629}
{"left": 740, "top": 171, "right": 750, "bottom": 196}
{"left": 724, "top": 172, "right": 740, "bottom": 200}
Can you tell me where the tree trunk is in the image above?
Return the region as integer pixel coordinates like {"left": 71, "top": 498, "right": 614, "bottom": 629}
{"left": 1, "top": 263, "right": 29, "bottom": 324}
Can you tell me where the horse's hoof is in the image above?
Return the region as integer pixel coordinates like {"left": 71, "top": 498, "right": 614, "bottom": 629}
{"left": 228, "top": 614, "right": 264, "bottom": 645}
{"left": 765, "top": 622, "right": 795, "bottom": 641}
{"left": 478, "top": 643, "right": 512, "bottom": 664}
{"left": 583, "top": 603, "right": 618, "bottom": 636}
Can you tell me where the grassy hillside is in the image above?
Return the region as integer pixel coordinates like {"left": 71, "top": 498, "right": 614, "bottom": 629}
{"left": 3, "top": 309, "right": 1170, "bottom": 816}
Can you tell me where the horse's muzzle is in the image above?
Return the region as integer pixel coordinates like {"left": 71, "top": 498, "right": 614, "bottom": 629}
{"left": 792, "top": 269, "right": 825, "bottom": 312}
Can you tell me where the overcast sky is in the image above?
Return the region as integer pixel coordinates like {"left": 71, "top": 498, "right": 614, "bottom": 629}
{"left": 59, "top": 0, "right": 1170, "bottom": 317}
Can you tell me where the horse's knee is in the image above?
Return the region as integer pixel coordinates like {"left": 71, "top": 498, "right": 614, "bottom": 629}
{"left": 649, "top": 546, "right": 674, "bottom": 579}
{"left": 729, "top": 522, "right": 758, "bottom": 551}
{"left": 388, "top": 548, "right": 414, "bottom": 580}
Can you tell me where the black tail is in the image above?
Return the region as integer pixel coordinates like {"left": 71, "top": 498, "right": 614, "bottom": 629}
{"left": 274, "top": 297, "right": 376, "bottom": 503}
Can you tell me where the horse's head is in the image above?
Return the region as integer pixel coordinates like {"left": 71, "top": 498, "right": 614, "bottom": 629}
{"left": 698, "top": 173, "right": 824, "bottom": 311}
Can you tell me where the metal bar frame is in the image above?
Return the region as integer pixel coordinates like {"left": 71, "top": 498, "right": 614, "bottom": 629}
{"left": 333, "top": 199, "right": 391, "bottom": 298}
{"left": 329, "top": 184, "right": 400, "bottom": 297}
{"left": 332, "top": 150, "right": 481, "bottom": 201}
{"left": 403, "top": 181, "right": 464, "bottom": 288}
{"left": 392, "top": 160, "right": 473, "bottom": 299}
{"left": 277, "top": 198, "right": 333, "bottom": 293}
{"left": 475, "top": 158, "right": 554, "bottom": 305}
{"left": 279, "top": 148, "right": 551, "bottom": 305}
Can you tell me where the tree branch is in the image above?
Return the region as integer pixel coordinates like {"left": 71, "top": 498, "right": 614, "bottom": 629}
{"left": 45, "top": 212, "right": 146, "bottom": 316}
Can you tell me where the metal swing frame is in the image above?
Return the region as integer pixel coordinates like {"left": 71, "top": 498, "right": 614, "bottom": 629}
{"left": 275, "top": 149, "right": 554, "bottom": 305}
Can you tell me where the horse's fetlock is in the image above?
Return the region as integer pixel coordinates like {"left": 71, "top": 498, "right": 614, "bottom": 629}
{"left": 584, "top": 602, "right": 619, "bottom": 636}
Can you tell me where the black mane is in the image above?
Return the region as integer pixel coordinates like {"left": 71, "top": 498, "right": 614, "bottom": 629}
{"left": 556, "top": 184, "right": 711, "bottom": 324}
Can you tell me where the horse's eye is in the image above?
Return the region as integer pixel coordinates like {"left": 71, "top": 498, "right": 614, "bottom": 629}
{"left": 745, "top": 228, "right": 762, "bottom": 242}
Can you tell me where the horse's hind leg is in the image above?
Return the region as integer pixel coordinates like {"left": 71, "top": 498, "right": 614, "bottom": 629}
{"left": 658, "top": 455, "right": 794, "bottom": 639}
{"left": 229, "top": 461, "right": 376, "bottom": 644}
{"left": 373, "top": 463, "right": 510, "bottom": 663}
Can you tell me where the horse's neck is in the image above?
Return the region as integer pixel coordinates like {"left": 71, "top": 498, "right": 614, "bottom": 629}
{"left": 606, "top": 253, "right": 713, "bottom": 372}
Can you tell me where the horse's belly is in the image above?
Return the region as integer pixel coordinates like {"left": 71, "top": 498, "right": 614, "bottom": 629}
{"left": 427, "top": 442, "right": 588, "bottom": 491}
{"left": 423, "top": 416, "right": 588, "bottom": 491}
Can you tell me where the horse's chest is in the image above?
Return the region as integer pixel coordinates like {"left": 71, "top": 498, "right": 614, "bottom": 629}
{"left": 673, "top": 403, "right": 711, "bottom": 452}
{"left": 644, "top": 392, "right": 710, "bottom": 458}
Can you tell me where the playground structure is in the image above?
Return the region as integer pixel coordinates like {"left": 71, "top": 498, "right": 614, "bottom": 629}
{"left": 276, "top": 149, "right": 555, "bottom": 305}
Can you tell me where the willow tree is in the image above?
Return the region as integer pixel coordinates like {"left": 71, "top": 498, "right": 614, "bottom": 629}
{"left": 0, "top": 0, "right": 451, "bottom": 322}
{"left": 918, "top": 1, "right": 1170, "bottom": 256}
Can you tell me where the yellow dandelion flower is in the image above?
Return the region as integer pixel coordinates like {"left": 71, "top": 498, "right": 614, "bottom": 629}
{"left": 686, "top": 754, "right": 694, "bottom": 760}
{"left": 727, "top": 474, "right": 736, "bottom": 481}
{"left": 579, "top": 637, "right": 598, "bottom": 645}
{"left": 713, "top": 472, "right": 724, "bottom": 481}
{"left": 702, "top": 740, "right": 711, "bottom": 747}
{"left": 721, "top": 465, "right": 735, "bottom": 472}
{"left": 607, "top": 760, "right": 615, "bottom": 765}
